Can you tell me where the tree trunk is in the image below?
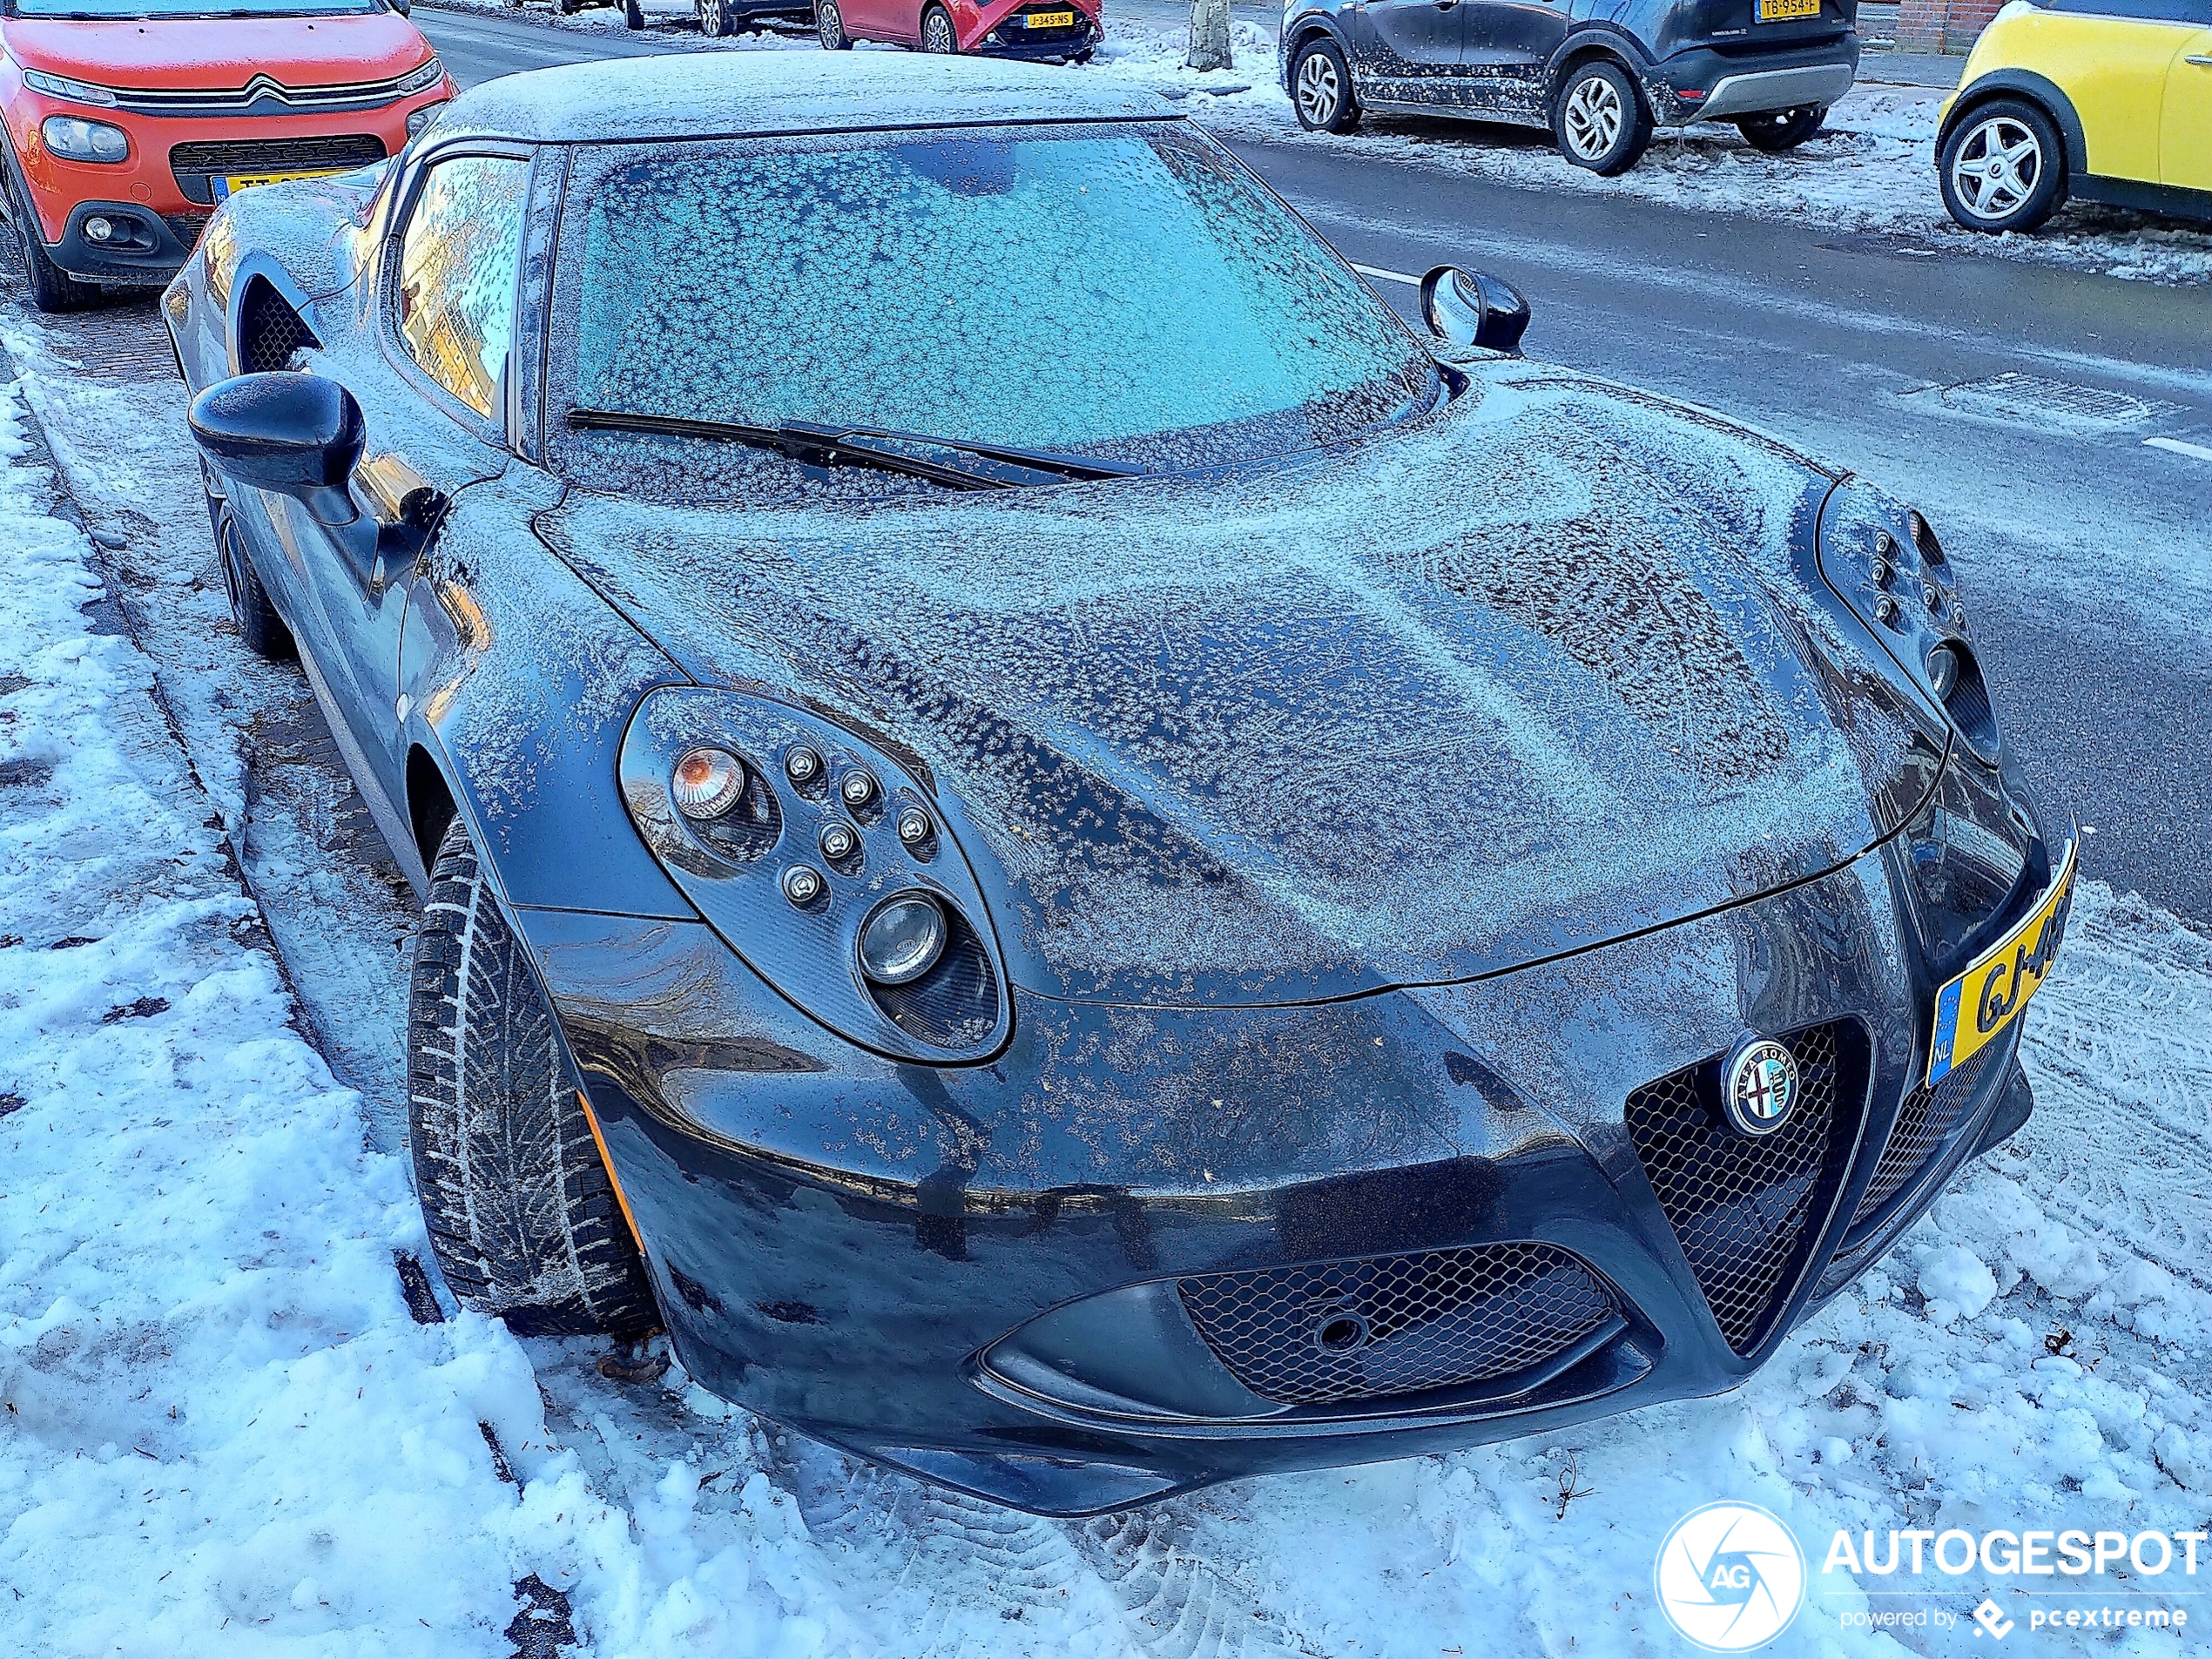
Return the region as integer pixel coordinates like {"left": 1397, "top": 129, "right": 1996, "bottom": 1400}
{"left": 1186, "top": 0, "right": 1232, "bottom": 71}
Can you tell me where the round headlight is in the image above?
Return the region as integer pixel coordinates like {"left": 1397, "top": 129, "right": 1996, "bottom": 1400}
{"left": 858, "top": 894, "right": 946, "bottom": 986}
{"left": 671, "top": 746, "right": 746, "bottom": 819}
{"left": 1925, "top": 643, "right": 1960, "bottom": 700}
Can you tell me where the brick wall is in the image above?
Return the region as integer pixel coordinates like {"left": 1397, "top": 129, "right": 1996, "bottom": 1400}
{"left": 1893, "top": 0, "right": 2006, "bottom": 51}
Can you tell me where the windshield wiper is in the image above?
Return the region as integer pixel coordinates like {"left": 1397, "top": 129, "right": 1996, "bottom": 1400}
{"left": 568, "top": 408, "right": 1144, "bottom": 489}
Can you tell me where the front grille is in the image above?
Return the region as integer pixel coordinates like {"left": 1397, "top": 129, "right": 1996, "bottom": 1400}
{"left": 118, "top": 73, "right": 408, "bottom": 118}
{"left": 1177, "top": 1242, "right": 1616, "bottom": 1407}
{"left": 1626, "top": 1022, "right": 1862, "bottom": 1356}
{"left": 1845, "top": 1042, "right": 2002, "bottom": 1230}
{"left": 237, "top": 280, "right": 319, "bottom": 374}
{"left": 170, "top": 136, "right": 387, "bottom": 206}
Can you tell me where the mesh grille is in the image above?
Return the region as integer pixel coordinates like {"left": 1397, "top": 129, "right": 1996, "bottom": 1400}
{"left": 1177, "top": 1242, "right": 1615, "bottom": 1407}
{"left": 1847, "top": 1042, "right": 2002, "bottom": 1228}
{"left": 1626, "top": 1023, "right": 1855, "bottom": 1356}
{"left": 238, "top": 280, "right": 319, "bottom": 374}
{"left": 170, "top": 136, "right": 387, "bottom": 205}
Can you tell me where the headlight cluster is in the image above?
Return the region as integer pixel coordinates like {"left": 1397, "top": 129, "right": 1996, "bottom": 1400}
{"left": 618, "top": 688, "right": 1009, "bottom": 1062}
{"left": 396, "top": 54, "right": 447, "bottom": 96}
{"left": 1816, "top": 489, "right": 2000, "bottom": 764}
{"left": 23, "top": 69, "right": 118, "bottom": 106}
{"left": 42, "top": 115, "right": 128, "bottom": 164}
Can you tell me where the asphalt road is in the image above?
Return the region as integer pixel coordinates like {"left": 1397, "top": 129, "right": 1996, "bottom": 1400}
{"left": 419, "top": 4, "right": 2212, "bottom": 927}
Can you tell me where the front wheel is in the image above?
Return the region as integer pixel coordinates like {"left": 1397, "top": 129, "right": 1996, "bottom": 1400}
{"left": 1553, "top": 59, "right": 1652, "bottom": 176}
{"left": 1736, "top": 105, "right": 1825, "bottom": 152}
{"left": 1290, "top": 37, "right": 1360, "bottom": 134}
{"left": 8, "top": 174, "right": 98, "bottom": 314}
{"left": 699, "top": 0, "right": 733, "bottom": 32}
{"left": 815, "top": 0, "right": 853, "bottom": 45}
{"left": 920, "top": 3, "right": 956, "bottom": 51}
{"left": 206, "top": 488, "right": 294, "bottom": 661}
{"left": 408, "top": 817, "right": 660, "bottom": 1339}
{"left": 1939, "top": 98, "right": 2067, "bottom": 235}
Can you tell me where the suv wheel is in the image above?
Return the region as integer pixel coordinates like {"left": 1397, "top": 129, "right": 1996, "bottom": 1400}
{"left": 1736, "top": 105, "right": 1825, "bottom": 152}
{"left": 1553, "top": 59, "right": 1652, "bottom": 175}
{"left": 1940, "top": 98, "right": 2067, "bottom": 235}
{"left": 1290, "top": 37, "right": 1360, "bottom": 134}
{"left": 7, "top": 174, "right": 98, "bottom": 314}
{"left": 408, "top": 816, "right": 660, "bottom": 1339}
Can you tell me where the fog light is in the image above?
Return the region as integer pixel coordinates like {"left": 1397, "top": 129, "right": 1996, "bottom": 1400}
{"left": 671, "top": 746, "right": 745, "bottom": 819}
{"left": 84, "top": 215, "right": 112, "bottom": 243}
{"left": 1925, "top": 643, "right": 1960, "bottom": 699}
{"left": 858, "top": 894, "right": 945, "bottom": 986}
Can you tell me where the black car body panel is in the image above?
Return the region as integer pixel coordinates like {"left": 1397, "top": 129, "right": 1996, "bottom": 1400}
{"left": 164, "top": 54, "right": 2061, "bottom": 1515}
{"left": 1279, "top": 0, "right": 1860, "bottom": 128}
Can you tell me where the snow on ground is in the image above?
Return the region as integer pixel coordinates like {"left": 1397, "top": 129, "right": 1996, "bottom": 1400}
{"left": 425, "top": 0, "right": 2212, "bottom": 286}
{"left": 2, "top": 295, "right": 2210, "bottom": 1654}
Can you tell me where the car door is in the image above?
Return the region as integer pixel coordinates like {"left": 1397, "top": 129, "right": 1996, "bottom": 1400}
{"left": 2033, "top": 0, "right": 2191, "bottom": 184}
{"left": 1354, "top": 0, "right": 1470, "bottom": 100}
{"left": 276, "top": 147, "right": 532, "bottom": 816}
{"left": 841, "top": 0, "right": 913, "bottom": 42}
{"left": 2163, "top": 18, "right": 2212, "bottom": 191}
{"left": 1459, "top": 0, "right": 1568, "bottom": 118}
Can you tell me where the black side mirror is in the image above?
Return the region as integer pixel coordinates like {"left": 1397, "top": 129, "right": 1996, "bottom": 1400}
{"left": 389, "top": 0, "right": 410, "bottom": 14}
{"left": 188, "top": 372, "right": 364, "bottom": 526}
{"left": 1419, "top": 266, "right": 1531, "bottom": 356}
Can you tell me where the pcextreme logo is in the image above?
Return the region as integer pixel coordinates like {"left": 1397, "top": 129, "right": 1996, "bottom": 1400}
{"left": 1655, "top": 1502, "right": 1808, "bottom": 1651}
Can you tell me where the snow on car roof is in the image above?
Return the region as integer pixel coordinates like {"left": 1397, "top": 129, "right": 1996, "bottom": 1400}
{"left": 432, "top": 51, "right": 1182, "bottom": 146}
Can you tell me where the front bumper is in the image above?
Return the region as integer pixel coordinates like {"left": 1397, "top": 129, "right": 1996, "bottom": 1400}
{"left": 44, "top": 197, "right": 205, "bottom": 286}
{"left": 1649, "top": 40, "right": 1859, "bottom": 125}
{"left": 523, "top": 779, "right": 2054, "bottom": 1515}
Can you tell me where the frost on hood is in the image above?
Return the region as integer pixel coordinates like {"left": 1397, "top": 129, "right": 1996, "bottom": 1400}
{"left": 538, "top": 363, "right": 1916, "bottom": 1006}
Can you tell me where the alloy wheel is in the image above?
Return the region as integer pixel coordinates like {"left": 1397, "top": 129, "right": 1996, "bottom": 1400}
{"left": 1951, "top": 116, "right": 2043, "bottom": 223}
{"left": 1295, "top": 52, "right": 1341, "bottom": 128}
{"left": 817, "top": 0, "right": 842, "bottom": 45}
{"left": 1562, "top": 75, "right": 1623, "bottom": 162}
{"left": 923, "top": 8, "right": 954, "bottom": 50}
{"left": 702, "top": 0, "right": 724, "bottom": 30}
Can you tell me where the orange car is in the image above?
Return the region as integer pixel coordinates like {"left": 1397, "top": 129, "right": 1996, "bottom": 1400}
{"left": 0, "top": 0, "right": 452, "bottom": 312}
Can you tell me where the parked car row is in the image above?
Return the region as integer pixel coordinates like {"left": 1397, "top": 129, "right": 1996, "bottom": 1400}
{"left": 0, "top": 0, "right": 2204, "bottom": 317}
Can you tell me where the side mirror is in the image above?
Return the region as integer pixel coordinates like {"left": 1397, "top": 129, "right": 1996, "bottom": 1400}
{"left": 1419, "top": 266, "right": 1531, "bottom": 356}
{"left": 389, "top": 0, "right": 410, "bottom": 14}
{"left": 188, "top": 372, "right": 364, "bottom": 526}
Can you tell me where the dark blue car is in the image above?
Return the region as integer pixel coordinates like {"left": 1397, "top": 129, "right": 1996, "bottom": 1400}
{"left": 1279, "top": 0, "right": 1861, "bottom": 172}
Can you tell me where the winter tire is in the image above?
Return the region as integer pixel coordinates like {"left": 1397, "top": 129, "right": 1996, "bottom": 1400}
{"left": 1553, "top": 59, "right": 1651, "bottom": 176}
{"left": 1735, "top": 105, "right": 1825, "bottom": 152}
{"left": 921, "top": 3, "right": 956, "bottom": 51}
{"left": 408, "top": 817, "right": 659, "bottom": 1339}
{"left": 1939, "top": 98, "right": 2067, "bottom": 235}
{"left": 816, "top": 0, "right": 853, "bottom": 46}
{"left": 206, "top": 487, "right": 295, "bottom": 661}
{"left": 1290, "top": 37, "right": 1359, "bottom": 134}
{"left": 8, "top": 172, "right": 97, "bottom": 314}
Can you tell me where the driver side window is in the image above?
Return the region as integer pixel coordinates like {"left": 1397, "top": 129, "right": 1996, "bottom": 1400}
{"left": 395, "top": 154, "right": 530, "bottom": 422}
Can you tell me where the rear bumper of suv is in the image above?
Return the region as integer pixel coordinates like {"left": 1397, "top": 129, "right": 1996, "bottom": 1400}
{"left": 1649, "top": 39, "right": 1859, "bottom": 125}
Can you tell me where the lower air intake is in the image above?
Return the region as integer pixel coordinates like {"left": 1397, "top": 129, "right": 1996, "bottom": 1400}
{"left": 1177, "top": 1242, "right": 1615, "bottom": 1408}
{"left": 1847, "top": 1041, "right": 2002, "bottom": 1231}
{"left": 1625, "top": 1022, "right": 1864, "bottom": 1356}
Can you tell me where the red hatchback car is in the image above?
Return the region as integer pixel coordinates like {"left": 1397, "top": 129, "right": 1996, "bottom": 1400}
{"left": 0, "top": 0, "right": 451, "bottom": 311}
{"left": 814, "top": 0, "right": 1100, "bottom": 63}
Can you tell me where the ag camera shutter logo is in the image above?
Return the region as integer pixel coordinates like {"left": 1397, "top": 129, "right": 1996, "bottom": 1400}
{"left": 1656, "top": 1502, "right": 1807, "bottom": 1650}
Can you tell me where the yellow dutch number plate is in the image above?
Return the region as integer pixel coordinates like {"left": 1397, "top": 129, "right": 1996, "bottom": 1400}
{"left": 1757, "top": 0, "right": 1821, "bottom": 19}
{"left": 1928, "top": 835, "right": 2077, "bottom": 1085}
{"left": 1025, "top": 10, "right": 1075, "bottom": 24}
{"left": 215, "top": 168, "right": 349, "bottom": 201}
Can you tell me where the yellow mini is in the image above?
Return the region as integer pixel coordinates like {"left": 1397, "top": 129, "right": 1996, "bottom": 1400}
{"left": 1938, "top": 0, "right": 2212, "bottom": 233}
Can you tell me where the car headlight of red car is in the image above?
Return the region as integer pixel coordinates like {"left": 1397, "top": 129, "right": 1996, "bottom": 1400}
{"left": 41, "top": 115, "right": 130, "bottom": 164}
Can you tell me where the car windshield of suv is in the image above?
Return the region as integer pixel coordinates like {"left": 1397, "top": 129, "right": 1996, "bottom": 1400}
{"left": 13, "top": 0, "right": 381, "bottom": 14}
{"left": 552, "top": 123, "right": 1436, "bottom": 496}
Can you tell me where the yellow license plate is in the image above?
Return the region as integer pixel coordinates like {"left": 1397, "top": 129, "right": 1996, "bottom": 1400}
{"left": 1024, "top": 10, "right": 1075, "bottom": 24}
{"left": 1928, "top": 834, "right": 2077, "bottom": 1085}
{"left": 215, "top": 168, "right": 350, "bottom": 201}
{"left": 1757, "top": 0, "right": 1820, "bottom": 18}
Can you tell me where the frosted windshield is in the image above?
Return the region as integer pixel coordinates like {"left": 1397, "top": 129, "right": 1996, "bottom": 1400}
{"left": 557, "top": 124, "right": 1432, "bottom": 469}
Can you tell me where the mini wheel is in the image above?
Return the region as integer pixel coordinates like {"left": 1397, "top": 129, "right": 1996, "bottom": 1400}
{"left": 1939, "top": 98, "right": 2067, "bottom": 235}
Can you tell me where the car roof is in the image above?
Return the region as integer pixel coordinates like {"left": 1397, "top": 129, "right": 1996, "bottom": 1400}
{"left": 432, "top": 51, "right": 1184, "bottom": 146}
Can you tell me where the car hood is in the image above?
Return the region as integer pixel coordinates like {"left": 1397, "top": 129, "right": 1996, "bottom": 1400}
{"left": 542, "top": 361, "right": 1919, "bottom": 1008}
{"left": 3, "top": 15, "right": 429, "bottom": 88}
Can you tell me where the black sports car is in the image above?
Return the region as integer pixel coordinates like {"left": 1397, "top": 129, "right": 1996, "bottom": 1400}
{"left": 166, "top": 52, "right": 2073, "bottom": 1517}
